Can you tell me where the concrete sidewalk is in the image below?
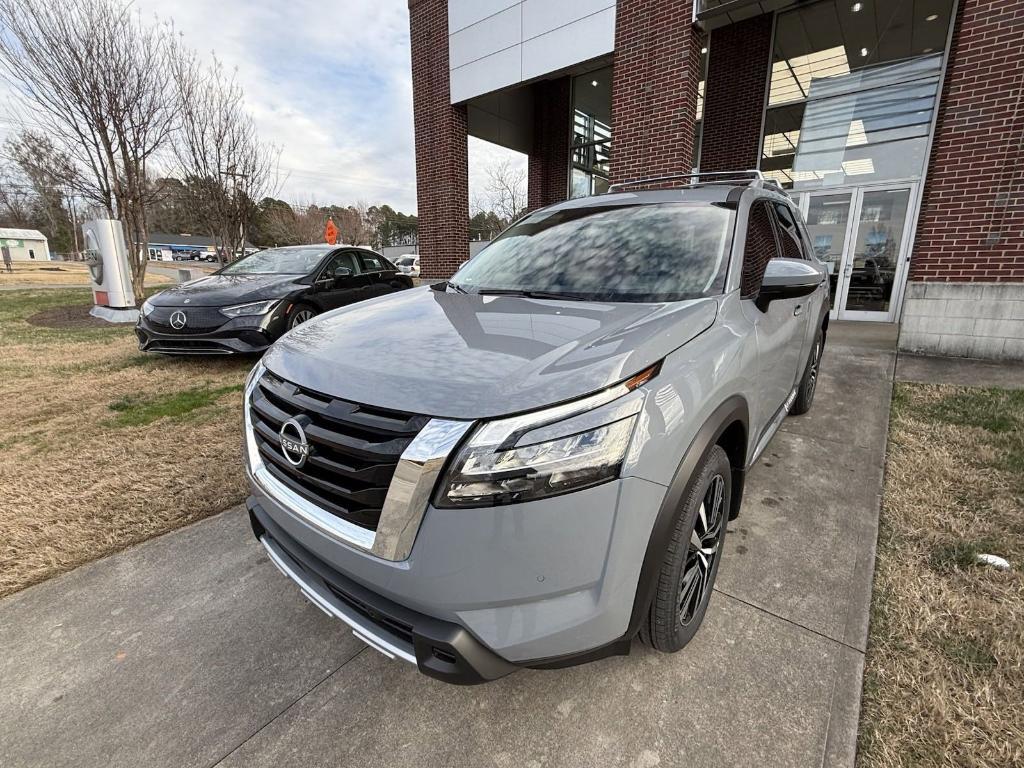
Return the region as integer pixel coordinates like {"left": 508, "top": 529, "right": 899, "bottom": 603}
{"left": 0, "top": 322, "right": 896, "bottom": 768}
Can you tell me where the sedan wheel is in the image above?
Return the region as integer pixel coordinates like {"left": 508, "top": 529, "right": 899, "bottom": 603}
{"left": 288, "top": 307, "right": 316, "bottom": 330}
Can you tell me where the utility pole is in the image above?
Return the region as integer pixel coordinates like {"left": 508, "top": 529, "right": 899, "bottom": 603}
{"left": 65, "top": 190, "right": 80, "bottom": 258}
{"left": 222, "top": 165, "right": 249, "bottom": 263}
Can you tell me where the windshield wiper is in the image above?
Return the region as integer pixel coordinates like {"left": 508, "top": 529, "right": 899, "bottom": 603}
{"left": 431, "top": 280, "right": 469, "bottom": 294}
{"left": 474, "top": 288, "right": 592, "bottom": 301}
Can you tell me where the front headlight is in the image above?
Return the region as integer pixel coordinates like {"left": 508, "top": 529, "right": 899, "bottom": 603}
{"left": 140, "top": 298, "right": 156, "bottom": 317}
{"left": 436, "top": 364, "right": 658, "bottom": 508}
{"left": 220, "top": 299, "right": 279, "bottom": 318}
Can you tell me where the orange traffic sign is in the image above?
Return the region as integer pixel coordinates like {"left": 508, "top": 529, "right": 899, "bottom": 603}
{"left": 324, "top": 218, "right": 338, "bottom": 245}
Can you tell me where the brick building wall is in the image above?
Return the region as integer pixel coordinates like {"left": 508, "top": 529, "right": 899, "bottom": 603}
{"left": 528, "top": 77, "right": 572, "bottom": 210}
{"left": 910, "top": 0, "right": 1024, "bottom": 284}
{"left": 900, "top": 0, "right": 1024, "bottom": 360}
{"left": 699, "top": 14, "right": 773, "bottom": 173}
{"left": 409, "top": 0, "right": 469, "bottom": 279}
{"left": 610, "top": 0, "right": 704, "bottom": 185}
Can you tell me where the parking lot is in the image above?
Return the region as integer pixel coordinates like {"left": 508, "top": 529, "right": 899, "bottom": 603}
{"left": 0, "top": 323, "right": 896, "bottom": 768}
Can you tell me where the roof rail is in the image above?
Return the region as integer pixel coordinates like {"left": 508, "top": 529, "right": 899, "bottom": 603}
{"left": 606, "top": 169, "right": 786, "bottom": 194}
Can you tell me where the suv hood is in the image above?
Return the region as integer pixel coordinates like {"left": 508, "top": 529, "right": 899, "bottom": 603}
{"left": 263, "top": 286, "right": 718, "bottom": 420}
{"left": 150, "top": 273, "right": 303, "bottom": 306}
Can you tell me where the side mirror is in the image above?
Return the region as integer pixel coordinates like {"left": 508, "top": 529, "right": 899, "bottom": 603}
{"left": 333, "top": 266, "right": 353, "bottom": 279}
{"left": 755, "top": 258, "right": 823, "bottom": 312}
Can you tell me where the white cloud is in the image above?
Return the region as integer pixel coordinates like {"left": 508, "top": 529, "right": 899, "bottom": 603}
{"left": 137, "top": 0, "right": 527, "bottom": 214}
{"left": 1, "top": 0, "right": 530, "bottom": 215}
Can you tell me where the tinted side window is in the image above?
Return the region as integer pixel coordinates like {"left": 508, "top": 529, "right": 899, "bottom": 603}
{"left": 772, "top": 202, "right": 807, "bottom": 260}
{"left": 742, "top": 202, "right": 781, "bottom": 298}
{"left": 359, "top": 253, "right": 386, "bottom": 272}
{"left": 322, "top": 251, "right": 356, "bottom": 277}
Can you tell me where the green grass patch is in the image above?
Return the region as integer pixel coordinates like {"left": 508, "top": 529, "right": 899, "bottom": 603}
{"left": 889, "top": 381, "right": 911, "bottom": 414}
{"left": 935, "top": 632, "right": 998, "bottom": 672}
{"left": 0, "top": 288, "right": 129, "bottom": 345}
{"left": 928, "top": 537, "right": 1003, "bottom": 574}
{"left": 106, "top": 383, "right": 244, "bottom": 427}
{"left": 918, "top": 386, "right": 1024, "bottom": 493}
{"left": 923, "top": 387, "right": 1024, "bottom": 434}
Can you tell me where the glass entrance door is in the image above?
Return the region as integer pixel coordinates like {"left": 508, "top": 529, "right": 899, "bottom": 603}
{"left": 839, "top": 186, "right": 915, "bottom": 321}
{"left": 799, "top": 184, "right": 916, "bottom": 322}
{"left": 803, "top": 192, "right": 856, "bottom": 314}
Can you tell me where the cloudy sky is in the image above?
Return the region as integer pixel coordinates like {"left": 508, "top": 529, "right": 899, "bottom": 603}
{"left": 124, "top": 0, "right": 525, "bottom": 213}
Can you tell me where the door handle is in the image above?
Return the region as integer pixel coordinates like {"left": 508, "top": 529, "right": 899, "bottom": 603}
{"left": 794, "top": 305, "right": 804, "bottom": 316}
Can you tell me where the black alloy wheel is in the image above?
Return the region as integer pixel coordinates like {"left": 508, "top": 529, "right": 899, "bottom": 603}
{"left": 791, "top": 329, "right": 824, "bottom": 415}
{"left": 641, "top": 444, "right": 732, "bottom": 652}
{"left": 678, "top": 473, "right": 726, "bottom": 626}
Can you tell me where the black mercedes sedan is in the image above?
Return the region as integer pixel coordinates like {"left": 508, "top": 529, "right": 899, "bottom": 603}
{"left": 136, "top": 245, "right": 412, "bottom": 355}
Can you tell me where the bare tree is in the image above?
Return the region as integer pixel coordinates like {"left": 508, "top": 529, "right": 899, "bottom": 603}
{"left": 0, "top": 0, "right": 180, "bottom": 301}
{"left": 0, "top": 166, "right": 34, "bottom": 228}
{"left": 170, "top": 53, "right": 278, "bottom": 264}
{"left": 256, "top": 199, "right": 327, "bottom": 246}
{"left": 336, "top": 202, "right": 373, "bottom": 246}
{"left": 475, "top": 158, "right": 527, "bottom": 224}
{"left": 3, "top": 132, "right": 78, "bottom": 245}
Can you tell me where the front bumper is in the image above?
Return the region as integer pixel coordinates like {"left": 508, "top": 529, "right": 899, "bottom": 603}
{"left": 248, "top": 465, "right": 667, "bottom": 678}
{"left": 250, "top": 501, "right": 519, "bottom": 684}
{"left": 136, "top": 316, "right": 276, "bottom": 355}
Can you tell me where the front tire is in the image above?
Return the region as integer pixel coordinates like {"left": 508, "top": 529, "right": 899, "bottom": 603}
{"left": 791, "top": 328, "right": 824, "bottom": 416}
{"left": 640, "top": 445, "right": 731, "bottom": 653}
{"left": 288, "top": 303, "right": 318, "bottom": 330}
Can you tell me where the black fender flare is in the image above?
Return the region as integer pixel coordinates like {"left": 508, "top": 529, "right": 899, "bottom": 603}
{"left": 289, "top": 293, "right": 323, "bottom": 315}
{"left": 625, "top": 395, "right": 749, "bottom": 638}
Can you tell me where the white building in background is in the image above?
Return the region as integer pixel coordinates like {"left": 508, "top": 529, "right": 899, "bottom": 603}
{"left": 0, "top": 228, "right": 51, "bottom": 261}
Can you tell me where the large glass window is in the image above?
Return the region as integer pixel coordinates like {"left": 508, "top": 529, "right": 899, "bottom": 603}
{"left": 571, "top": 67, "right": 612, "bottom": 198}
{"left": 761, "top": 0, "right": 954, "bottom": 189}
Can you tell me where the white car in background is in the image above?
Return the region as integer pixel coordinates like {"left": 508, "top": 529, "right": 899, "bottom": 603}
{"left": 394, "top": 254, "right": 419, "bottom": 278}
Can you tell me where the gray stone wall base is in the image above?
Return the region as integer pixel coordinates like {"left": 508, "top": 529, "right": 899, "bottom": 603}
{"left": 899, "top": 282, "right": 1024, "bottom": 361}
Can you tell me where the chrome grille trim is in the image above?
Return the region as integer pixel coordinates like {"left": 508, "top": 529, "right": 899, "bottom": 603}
{"left": 244, "top": 363, "right": 473, "bottom": 561}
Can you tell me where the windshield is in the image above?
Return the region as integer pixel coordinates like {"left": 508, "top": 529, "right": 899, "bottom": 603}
{"left": 451, "top": 203, "right": 735, "bottom": 302}
{"left": 220, "top": 246, "right": 331, "bottom": 275}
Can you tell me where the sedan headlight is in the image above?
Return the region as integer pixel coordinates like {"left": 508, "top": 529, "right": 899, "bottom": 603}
{"left": 436, "top": 364, "right": 658, "bottom": 508}
{"left": 140, "top": 298, "right": 156, "bottom": 317}
{"left": 220, "top": 299, "right": 279, "bottom": 318}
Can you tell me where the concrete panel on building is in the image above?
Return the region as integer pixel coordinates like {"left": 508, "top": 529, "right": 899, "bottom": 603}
{"left": 448, "top": 5, "right": 521, "bottom": 69}
{"left": 448, "top": 0, "right": 519, "bottom": 34}
{"left": 521, "top": 6, "right": 616, "bottom": 82}
{"left": 521, "top": 0, "right": 615, "bottom": 40}
{"left": 448, "top": 0, "right": 615, "bottom": 103}
{"left": 450, "top": 45, "right": 523, "bottom": 106}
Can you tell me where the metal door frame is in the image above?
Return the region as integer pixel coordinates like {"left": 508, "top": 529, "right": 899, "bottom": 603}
{"left": 797, "top": 180, "right": 919, "bottom": 322}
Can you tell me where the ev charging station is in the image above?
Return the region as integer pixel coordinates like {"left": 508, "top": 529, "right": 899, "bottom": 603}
{"left": 83, "top": 219, "right": 139, "bottom": 323}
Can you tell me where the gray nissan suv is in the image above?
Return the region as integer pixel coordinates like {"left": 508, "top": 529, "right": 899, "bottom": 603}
{"left": 244, "top": 173, "right": 829, "bottom": 684}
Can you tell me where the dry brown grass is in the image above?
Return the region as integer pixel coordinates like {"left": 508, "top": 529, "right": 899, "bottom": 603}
{"left": 0, "top": 261, "right": 170, "bottom": 286}
{"left": 0, "top": 289, "right": 252, "bottom": 597}
{"left": 858, "top": 383, "right": 1024, "bottom": 768}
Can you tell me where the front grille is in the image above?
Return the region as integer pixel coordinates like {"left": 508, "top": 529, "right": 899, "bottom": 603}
{"left": 250, "top": 371, "right": 429, "bottom": 532}
{"left": 148, "top": 306, "right": 226, "bottom": 334}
